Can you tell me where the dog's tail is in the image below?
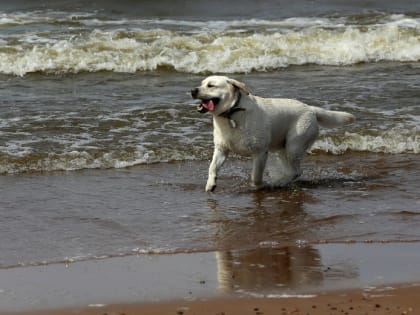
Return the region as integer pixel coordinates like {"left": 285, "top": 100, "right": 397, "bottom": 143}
{"left": 312, "top": 107, "right": 355, "bottom": 128}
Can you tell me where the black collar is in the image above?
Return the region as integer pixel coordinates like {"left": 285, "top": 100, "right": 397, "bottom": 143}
{"left": 218, "top": 92, "right": 245, "bottom": 121}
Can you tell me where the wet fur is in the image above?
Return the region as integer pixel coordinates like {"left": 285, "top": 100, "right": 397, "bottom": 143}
{"left": 191, "top": 75, "right": 355, "bottom": 192}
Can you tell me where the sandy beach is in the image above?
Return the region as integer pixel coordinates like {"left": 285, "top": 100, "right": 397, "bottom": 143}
{"left": 2, "top": 283, "right": 420, "bottom": 315}
{"left": 1, "top": 241, "right": 420, "bottom": 314}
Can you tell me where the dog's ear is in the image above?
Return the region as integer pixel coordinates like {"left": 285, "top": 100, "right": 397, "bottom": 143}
{"left": 227, "top": 78, "right": 250, "bottom": 95}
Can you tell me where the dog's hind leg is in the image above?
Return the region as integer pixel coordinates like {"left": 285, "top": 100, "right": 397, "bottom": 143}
{"left": 267, "top": 150, "right": 296, "bottom": 187}
{"left": 285, "top": 112, "right": 319, "bottom": 183}
{"left": 251, "top": 151, "right": 268, "bottom": 189}
{"left": 206, "top": 147, "right": 228, "bottom": 192}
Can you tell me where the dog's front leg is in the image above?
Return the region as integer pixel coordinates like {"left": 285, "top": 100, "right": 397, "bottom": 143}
{"left": 206, "top": 147, "right": 228, "bottom": 192}
{"left": 251, "top": 151, "right": 268, "bottom": 189}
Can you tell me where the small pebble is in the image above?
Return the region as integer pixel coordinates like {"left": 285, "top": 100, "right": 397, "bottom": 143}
{"left": 177, "top": 306, "right": 189, "bottom": 315}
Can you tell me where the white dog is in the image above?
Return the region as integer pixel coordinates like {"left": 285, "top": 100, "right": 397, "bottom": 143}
{"left": 191, "top": 75, "right": 355, "bottom": 192}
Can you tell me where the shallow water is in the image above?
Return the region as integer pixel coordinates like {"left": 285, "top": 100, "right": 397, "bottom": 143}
{"left": 0, "top": 153, "right": 419, "bottom": 268}
{"left": 1, "top": 64, "right": 419, "bottom": 175}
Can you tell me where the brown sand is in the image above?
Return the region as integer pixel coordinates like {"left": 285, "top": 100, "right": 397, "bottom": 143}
{"left": 3, "top": 284, "right": 419, "bottom": 315}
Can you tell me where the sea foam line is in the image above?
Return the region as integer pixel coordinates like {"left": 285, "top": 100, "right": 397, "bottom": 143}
{"left": 0, "top": 129, "right": 418, "bottom": 174}
{"left": 1, "top": 16, "right": 419, "bottom": 75}
{"left": 312, "top": 128, "right": 420, "bottom": 154}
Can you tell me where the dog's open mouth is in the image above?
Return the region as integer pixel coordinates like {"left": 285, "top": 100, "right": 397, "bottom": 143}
{"left": 197, "top": 98, "right": 220, "bottom": 113}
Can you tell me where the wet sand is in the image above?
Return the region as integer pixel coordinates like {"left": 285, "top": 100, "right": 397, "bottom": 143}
{"left": 1, "top": 243, "right": 420, "bottom": 313}
{"left": 7, "top": 284, "right": 420, "bottom": 315}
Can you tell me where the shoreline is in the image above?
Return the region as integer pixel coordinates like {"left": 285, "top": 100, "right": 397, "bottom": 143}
{"left": 1, "top": 243, "right": 420, "bottom": 313}
{"left": 2, "top": 283, "right": 419, "bottom": 315}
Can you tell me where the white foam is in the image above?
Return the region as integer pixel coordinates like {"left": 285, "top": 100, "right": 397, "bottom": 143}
{"left": 237, "top": 290, "right": 316, "bottom": 298}
{"left": 267, "top": 294, "right": 317, "bottom": 298}
{"left": 0, "top": 126, "right": 418, "bottom": 174}
{"left": 1, "top": 15, "right": 419, "bottom": 75}
{"left": 88, "top": 304, "right": 106, "bottom": 308}
{"left": 312, "top": 128, "right": 420, "bottom": 154}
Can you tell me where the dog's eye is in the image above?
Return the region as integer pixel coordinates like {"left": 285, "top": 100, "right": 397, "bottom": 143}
{"left": 207, "top": 83, "right": 215, "bottom": 88}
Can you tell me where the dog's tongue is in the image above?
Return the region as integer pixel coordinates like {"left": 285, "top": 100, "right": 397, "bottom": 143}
{"left": 202, "top": 99, "right": 215, "bottom": 112}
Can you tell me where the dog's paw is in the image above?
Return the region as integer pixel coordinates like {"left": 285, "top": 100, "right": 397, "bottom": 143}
{"left": 205, "top": 185, "right": 216, "bottom": 192}
{"left": 205, "top": 179, "right": 217, "bottom": 192}
{"left": 250, "top": 181, "right": 266, "bottom": 191}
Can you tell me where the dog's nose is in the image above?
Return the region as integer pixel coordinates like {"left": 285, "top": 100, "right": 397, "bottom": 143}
{"left": 191, "top": 87, "right": 199, "bottom": 98}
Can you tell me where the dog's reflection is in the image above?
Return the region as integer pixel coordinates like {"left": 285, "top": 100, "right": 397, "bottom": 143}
{"left": 207, "top": 190, "right": 323, "bottom": 292}
{"left": 216, "top": 246, "right": 322, "bottom": 292}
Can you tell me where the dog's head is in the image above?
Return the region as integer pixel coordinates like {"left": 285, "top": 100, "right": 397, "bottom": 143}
{"left": 191, "top": 76, "right": 249, "bottom": 115}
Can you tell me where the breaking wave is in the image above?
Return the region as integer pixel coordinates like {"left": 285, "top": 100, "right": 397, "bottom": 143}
{"left": 312, "top": 127, "right": 420, "bottom": 155}
{"left": 1, "top": 12, "right": 419, "bottom": 75}
{"left": 1, "top": 127, "right": 418, "bottom": 174}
